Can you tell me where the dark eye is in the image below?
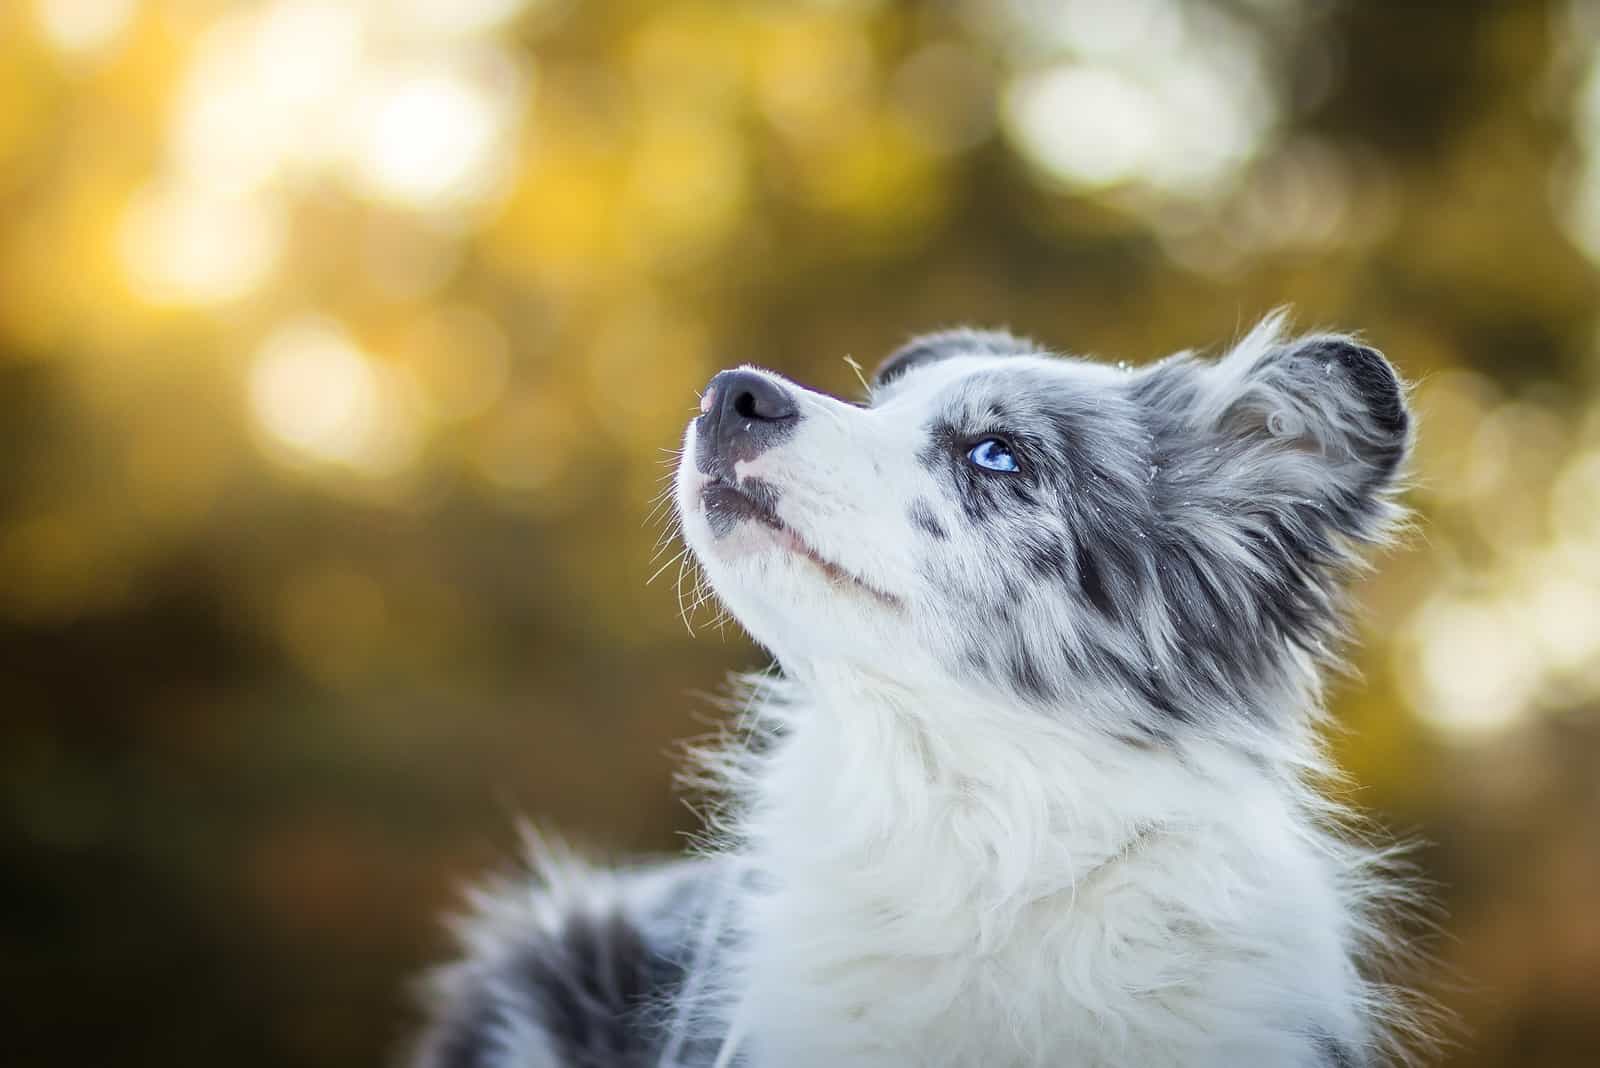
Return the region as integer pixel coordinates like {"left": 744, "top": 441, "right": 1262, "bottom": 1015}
{"left": 967, "top": 437, "right": 1019, "bottom": 473}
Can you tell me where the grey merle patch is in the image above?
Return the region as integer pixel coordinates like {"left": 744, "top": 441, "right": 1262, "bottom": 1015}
{"left": 412, "top": 861, "right": 729, "bottom": 1068}
{"left": 908, "top": 498, "right": 947, "bottom": 540}
{"left": 904, "top": 323, "right": 1411, "bottom": 734}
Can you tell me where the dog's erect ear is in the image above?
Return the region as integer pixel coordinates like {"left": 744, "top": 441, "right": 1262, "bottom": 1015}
{"left": 1143, "top": 315, "right": 1412, "bottom": 541}
{"left": 1209, "top": 321, "right": 1408, "bottom": 475}
{"left": 1209, "top": 319, "right": 1411, "bottom": 536}
{"left": 872, "top": 328, "right": 1039, "bottom": 390}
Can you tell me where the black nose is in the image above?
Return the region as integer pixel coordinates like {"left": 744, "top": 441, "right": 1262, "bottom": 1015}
{"left": 696, "top": 368, "right": 800, "bottom": 475}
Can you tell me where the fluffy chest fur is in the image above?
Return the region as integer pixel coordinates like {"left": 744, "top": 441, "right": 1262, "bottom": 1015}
{"left": 721, "top": 678, "right": 1371, "bottom": 1068}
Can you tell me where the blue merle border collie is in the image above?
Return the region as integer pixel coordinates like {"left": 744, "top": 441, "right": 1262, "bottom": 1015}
{"left": 411, "top": 314, "right": 1433, "bottom": 1068}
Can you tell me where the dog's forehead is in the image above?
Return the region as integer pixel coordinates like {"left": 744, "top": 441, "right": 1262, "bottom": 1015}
{"left": 876, "top": 352, "right": 1124, "bottom": 417}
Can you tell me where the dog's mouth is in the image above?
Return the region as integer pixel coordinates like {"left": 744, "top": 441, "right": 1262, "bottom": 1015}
{"left": 699, "top": 479, "right": 902, "bottom": 609}
{"left": 701, "top": 478, "right": 784, "bottom": 534}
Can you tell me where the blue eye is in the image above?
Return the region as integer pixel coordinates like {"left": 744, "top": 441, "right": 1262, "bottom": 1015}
{"left": 967, "top": 437, "right": 1018, "bottom": 472}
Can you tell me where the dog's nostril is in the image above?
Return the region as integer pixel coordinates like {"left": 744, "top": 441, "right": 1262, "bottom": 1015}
{"left": 715, "top": 370, "right": 796, "bottom": 423}
{"left": 696, "top": 369, "right": 800, "bottom": 473}
{"left": 732, "top": 388, "right": 792, "bottom": 421}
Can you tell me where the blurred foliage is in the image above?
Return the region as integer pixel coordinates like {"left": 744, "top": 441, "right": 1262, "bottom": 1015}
{"left": 3, "top": 0, "right": 1600, "bottom": 1064}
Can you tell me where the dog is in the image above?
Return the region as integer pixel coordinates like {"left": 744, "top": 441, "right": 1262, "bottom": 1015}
{"left": 410, "top": 314, "right": 1428, "bottom": 1067}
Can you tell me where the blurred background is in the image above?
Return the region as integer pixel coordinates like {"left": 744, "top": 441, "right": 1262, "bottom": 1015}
{"left": 2, "top": 0, "right": 1598, "bottom": 1064}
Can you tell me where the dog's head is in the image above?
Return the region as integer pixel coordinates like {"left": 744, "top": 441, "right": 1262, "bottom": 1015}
{"left": 673, "top": 316, "right": 1411, "bottom": 737}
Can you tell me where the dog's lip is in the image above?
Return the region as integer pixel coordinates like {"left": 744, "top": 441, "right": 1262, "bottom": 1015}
{"left": 697, "top": 479, "right": 902, "bottom": 610}
{"left": 701, "top": 479, "right": 783, "bottom": 529}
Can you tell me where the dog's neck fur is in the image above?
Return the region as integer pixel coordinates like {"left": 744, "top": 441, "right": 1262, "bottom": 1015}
{"left": 714, "top": 661, "right": 1372, "bottom": 1068}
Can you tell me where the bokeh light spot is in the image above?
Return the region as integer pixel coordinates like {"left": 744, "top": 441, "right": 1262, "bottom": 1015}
{"left": 119, "top": 183, "right": 286, "bottom": 305}
{"left": 351, "top": 73, "right": 514, "bottom": 208}
{"left": 1046, "top": 0, "right": 1184, "bottom": 60}
{"left": 33, "top": 0, "right": 137, "bottom": 56}
{"left": 249, "top": 317, "right": 424, "bottom": 476}
{"left": 394, "top": 0, "right": 531, "bottom": 38}
{"left": 1408, "top": 596, "right": 1538, "bottom": 738}
{"left": 172, "top": 2, "right": 365, "bottom": 192}
{"left": 1004, "top": 66, "right": 1161, "bottom": 190}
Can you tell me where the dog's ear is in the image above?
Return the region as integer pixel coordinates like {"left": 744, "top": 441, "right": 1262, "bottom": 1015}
{"left": 1139, "top": 315, "right": 1412, "bottom": 545}
{"left": 872, "top": 328, "right": 1038, "bottom": 390}
{"left": 1210, "top": 323, "right": 1408, "bottom": 477}
{"left": 1203, "top": 318, "right": 1412, "bottom": 540}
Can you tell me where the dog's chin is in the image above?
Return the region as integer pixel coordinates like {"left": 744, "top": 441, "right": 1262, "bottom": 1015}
{"left": 693, "top": 515, "right": 803, "bottom": 569}
{"left": 680, "top": 479, "right": 903, "bottom": 614}
{"left": 691, "top": 545, "right": 912, "bottom": 670}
